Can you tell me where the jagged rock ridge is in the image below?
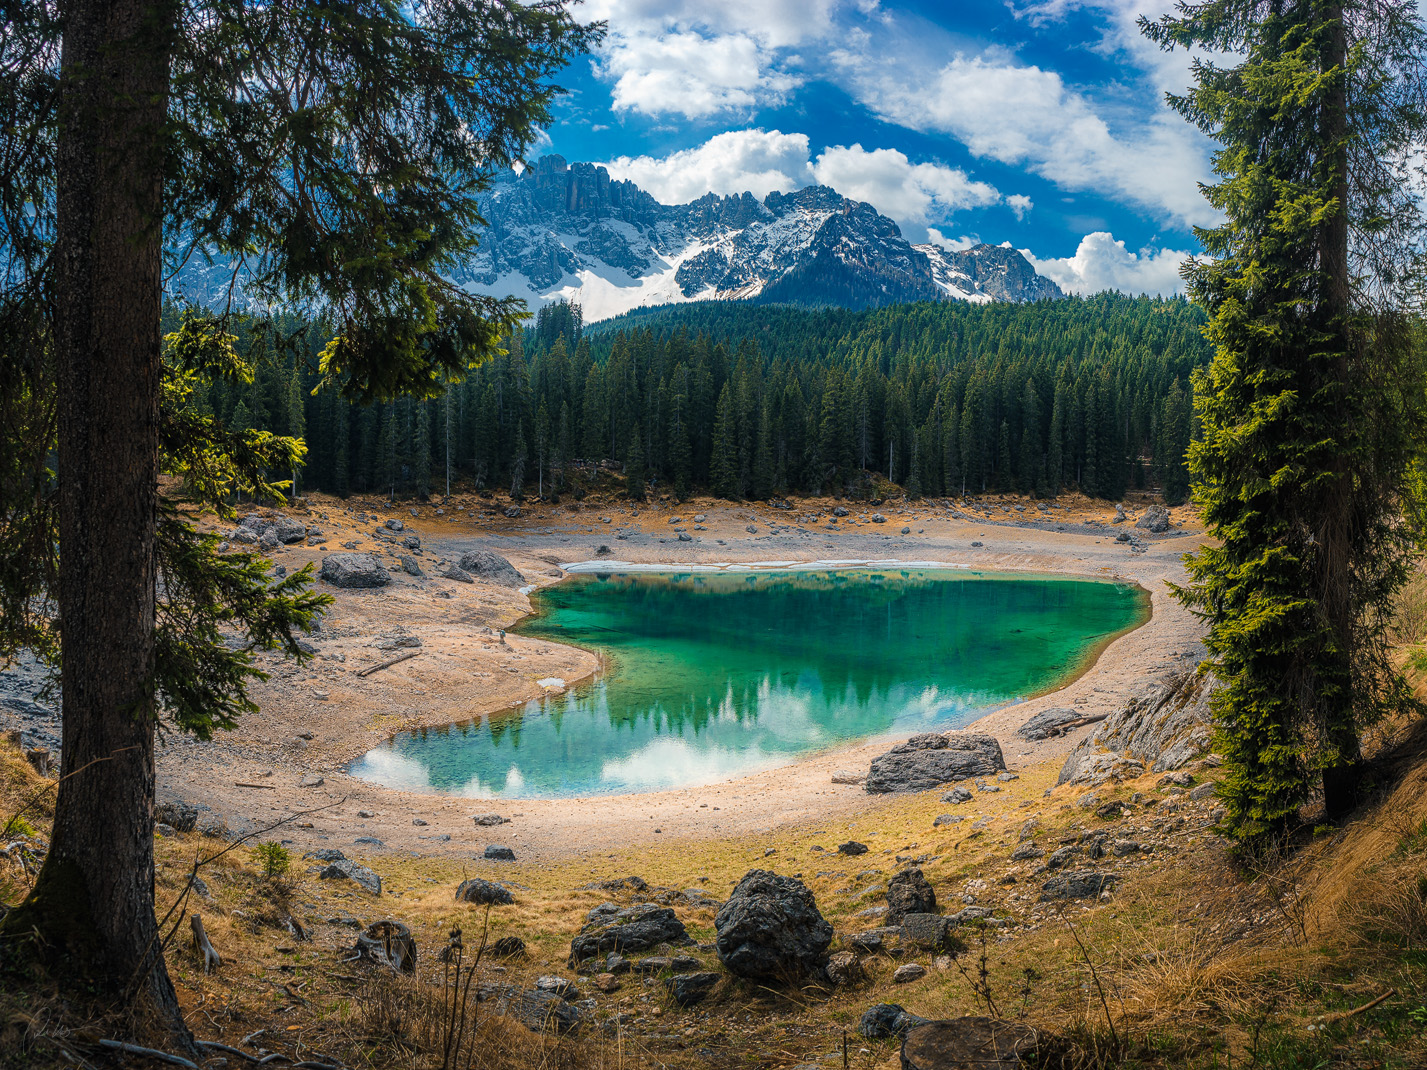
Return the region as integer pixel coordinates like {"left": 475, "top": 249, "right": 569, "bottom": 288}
{"left": 450, "top": 156, "right": 1064, "bottom": 320}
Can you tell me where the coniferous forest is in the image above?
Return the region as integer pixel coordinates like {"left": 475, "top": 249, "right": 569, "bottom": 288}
{"left": 192, "top": 293, "right": 1206, "bottom": 506}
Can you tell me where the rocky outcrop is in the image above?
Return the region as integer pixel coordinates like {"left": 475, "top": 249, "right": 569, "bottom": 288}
{"left": 1058, "top": 670, "right": 1217, "bottom": 787}
{"left": 865, "top": 732, "right": 1006, "bottom": 793}
{"left": 456, "top": 549, "right": 526, "bottom": 587}
{"left": 319, "top": 553, "right": 390, "bottom": 589}
{"left": 568, "top": 903, "right": 689, "bottom": 964}
{"left": 714, "top": 870, "right": 833, "bottom": 981}
{"left": 1016, "top": 707, "right": 1107, "bottom": 741}
{"left": 886, "top": 868, "right": 937, "bottom": 924}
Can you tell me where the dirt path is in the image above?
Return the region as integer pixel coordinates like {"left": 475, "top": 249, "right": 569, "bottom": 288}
{"left": 135, "top": 493, "right": 1207, "bottom": 865}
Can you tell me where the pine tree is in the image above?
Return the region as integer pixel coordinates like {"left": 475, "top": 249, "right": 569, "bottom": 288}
{"left": 624, "top": 421, "right": 647, "bottom": 501}
{"left": 1157, "top": 377, "right": 1191, "bottom": 506}
{"left": 285, "top": 360, "right": 306, "bottom": 499}
{"left": 1146, "top": 0, "right": 1427, "bottom": 843}
{"left": 710, "top": 384, "right": 739, "bottom": 499}
{"left": 1019, "top": 380, "right": 1043, "bottom": 497}
{"left": 509, "top": 426, "right": 527, "bottom": 501}
{"left": 412, "top": 399, "right": 432, "bottom": 498}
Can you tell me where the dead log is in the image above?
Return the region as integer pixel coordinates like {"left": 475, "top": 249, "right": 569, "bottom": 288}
{"left": 355, "top": 650, "right": 420, "bottom": 677}
{"left": 191, "top": 913, "right": 221, "bottom": 974}
{"left": 354, "top": 919, "right": 417, "bottom": 973}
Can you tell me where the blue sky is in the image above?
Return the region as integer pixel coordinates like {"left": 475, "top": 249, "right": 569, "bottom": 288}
{"left": 537, "top": 0, "right": 1220, "bottom": 295}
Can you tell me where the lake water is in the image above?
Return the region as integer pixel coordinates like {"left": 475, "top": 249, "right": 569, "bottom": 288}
{"left": 348, "top": 568, "right": 1148, "bottom": 798}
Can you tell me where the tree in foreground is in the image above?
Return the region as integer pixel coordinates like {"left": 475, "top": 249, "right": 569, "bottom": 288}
{"left": 1144, "top": 0, "right": 1427, "bottom": 848}
{"left": 0, "top": 0, "right": 595, "bottom": 1044}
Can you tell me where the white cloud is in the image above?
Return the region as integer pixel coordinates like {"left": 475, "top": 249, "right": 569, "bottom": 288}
{"left": 599, "top": 32, "right": 799, "bottom": 118}
{"left": 926, "top": 229, "right": 980, "bottom": 252}
{"left": 1006, "top": 194, "right": 1033, "bottom": 220}
{"left": 602, "top": 132, "right": 1007, "bottom": 240}
{"left": 839, "top": 50, "right": 1215, "bottom": 228}
{"left": 1021, "top": 232, "right": 1191, "bottom": 295}
{"left": 603, "top": 129, "right": 815, "bottom": 204}
{"left": 582, "top": 0, "right": 842, "bottom": 50}
{"left": 810, "top": 144, "right": 1002, "bottom": 241}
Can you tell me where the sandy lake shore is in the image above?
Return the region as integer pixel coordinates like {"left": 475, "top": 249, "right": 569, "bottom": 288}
{"left": 2, "top": 492, "right": 1209, "bottom": 874}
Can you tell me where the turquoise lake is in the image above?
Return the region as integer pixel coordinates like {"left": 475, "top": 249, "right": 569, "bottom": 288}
{"left": 348, "top": 569, "right": 1148, "bottom": 798}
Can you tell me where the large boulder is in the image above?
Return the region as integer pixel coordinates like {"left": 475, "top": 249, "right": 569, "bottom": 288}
{"left": 456, "top": 878, "right": 514, "bottom": 906}
{"left": 155, "top": 799, "right": 200, "bottom": 833}
{"left": 498, "top": 989, "right": 584, "bottom": 1034}
{"left": 319, "top": 859, "right": 382, "bottom": 895}
{"left": 319, "top": 553, "right": 391, "bottom": 589}
{"left": 901, "top": 1018, "right": 1045, "bottom": 1070}
{"left": 1016, "top": 707, "right": 1106, "bottom": 742}
{"left": 886, "top": 868, "right": 937, "bottom": 924}
{"left": 1058, "top": 670, "right": 1217, "bottom": 786}
{"left": 1135, "top": 505, "right": 1171, "bottom": 533}
{"left": 1039, "top": 871, "right": 1118, "bottom": 901}
{"left": 456, "top": 549, "right": 526, "bottom": 587}
{"left": 866, "top": 733, "right": 1006, "bottom": 794}
{"left": 859, "top": 1004, "right": 928, "bottom": 1040}
{"left": 568, "top": 903, "right": 689, "bottom": 965}
{"left": 714, "top": 869, "right": 833, "bottom": 982}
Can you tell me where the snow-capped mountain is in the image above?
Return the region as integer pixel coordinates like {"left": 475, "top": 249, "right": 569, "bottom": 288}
{"left": 453, "top": 156, "right": 1063, "bottom": 320}
{"left": 169, "top": 155, "right": 1064, "bottom": 319}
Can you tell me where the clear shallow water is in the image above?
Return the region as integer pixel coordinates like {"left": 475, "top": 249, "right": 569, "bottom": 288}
{"left": 349, "top": 569, "right": 1148, "bottom": 798}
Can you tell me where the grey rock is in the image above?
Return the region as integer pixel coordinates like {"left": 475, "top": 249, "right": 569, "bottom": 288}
{"left": 354, "top": 836, "right": 384, "bottom": 847}
{"left": 1010, "top": 843, "right": 1044, "bottom": 862}
{"left": 569, "top": 903, "right": 689, "bottom": 964}
{"left": 714, "top": 869, "right": 833, "bottom": 981}
{"left": 456, "top": 878, "right": 514, "bottom": 905}
{"left": 472, "top": 813, "right": 507, "bottom": 826}
{"left": 304, "top": 848, "right": 346, "bottom": 862}
{"left": 1189, "top": 782, "right": 1218, "bottom": 801}
{"left": 319, "top": 553, "right": 391, "bottom": 589}
{"left": 837, "top": 841, "right": 868, "bottom": 856}
{"left": 1136, "top": 505, "right": 1171, "bottom": 533}
{"left": 665, "top": 972, "right": 719, "bottom": 1006}
{"left": 1046, "top": 846, "right": 1081, "bottom": 871}
{"left": 403, "top": 535, "right": 421, "bottom": 549}
{"left": 885, "top": 868, "right": 937, "bottom": 924}
{"left": 503, "top": 505, "right": 521, "bottom": 518}
{"left": 440, "top": 566, "right": 474, "bottom": 583}
{"left": 501, "top": 989, "right": 583, "bottom": 1034}
{"left": 1016, "top": 707, "right": 1106, "bottom": 741}
{"left": 943, "top": 787, "right": 973, "bottom": 804}
{"left": 490, "top": 936, "right": 526, "bottom": 957}
{"left": 901, "top": 1018, "right": 1043, "bottom": 1070}
{"left": 1059, "top": 670, "right": 1216, "bottom": 787}
{"left": 933, "top": 814, "right": 964, "bottom": 827}
{"left": 900, "top": 913, "right": 960, "bottom": 952}
{"left": 1039, "top": 871, "right": 1118, "bottom": 901}
{"left": 456, "top": 549, "right": 526, "bottom": 587}
{"left": 319, "top": 859, "right": 382, "bottom": 895}
{"left": 825, "top": 950, "right": 865, "bottom": 987}
{"left": 384, "top": 518, "right": 404, "bottom": 532}
{"left": 399, "top": 555, "right": 423, "bottom": 577}
{"left": 892, "top": 963, "right": 926, "bottom": 983}
{"left": 865, "top": 732, "right": 1007, "bottom": 793}
{"left": 535, "top": 975, "right": 580, "bottom": 999}
{"left": 155, "top": 799, "right": 200, "bottom": 833}
{"left": 483, "top": 845, "right": 516, "bottom": 861}
{"left": 858, "top": 1003, "right": 928, "bottom": 1039}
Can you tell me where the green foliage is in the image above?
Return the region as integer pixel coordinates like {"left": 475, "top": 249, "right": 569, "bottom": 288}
{"left": 226, "top": 294, "right": 1209, "bottom": 503}
{"left": 1147, "top": 0, "right": 1427, "bottom": 846}
{"left": 252, "top": 841, "right": 290, "bottom": 881}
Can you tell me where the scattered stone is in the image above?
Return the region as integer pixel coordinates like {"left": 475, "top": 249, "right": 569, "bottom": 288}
{"left": 1039, "top": 871, "right": 1118, "bottom": 901}
{"left": 489, "top": 936, "right": 526, "bottom": 958}
{"left": 304, "top": 848, "right": 346, "bottom": 862}
{"left": 593, "top": 973, "right": 620, "bottom": 993}
{"left": 893, "top": 963, "right": 927, "bottom": 983}
{"left": 848, "top": 931, "right": 885, "bottom": 953}
{"left": 886, "top": 868, "right": 937, "bottom": 924}
{"left": 714, "top": 869, "right": 833, "bottom": 981}
{"left": 1096, "top": 801, "right": 1127, "bottom": 820}
{"left": 456, "top": 878, "right": 514, "bottom": 906}
{"left": 155, "top": 800, "right": 199, "bottom": 833}
{"left": 403, "top": 534, "right": 421, "bottom": 549}
{"left": 503, "top": 505, "right": 521, "bottom": 519}
{"left": 1188, "top": 782, "right": 1218, "bottom": 801}
{"left": 1010, "top": 843, "right": 1044, "bottom": 862}
{"left": 825, "top": 950, "right": 865, "bottom": 987}
{"left": 872, "top": 514, "right": 887, "bottom": 524}
{"left": 399, "top": 555, "right": 423, "bottom": 576}
{"left": 569, "top": 903, "right": 689, "bottom": 964}
{"left": 319, "top": 860, "right": 382, "bottom": 895}
{"left": 901, "top": 526, "right": 911, "bottom": 534}
{"left": 502, "top": 989, "right": 582, "bottom": 1034}
{"left": 354, "top": 836, "right": 384, "bottom": 847}
{"left": 384, "top": 518, "right": 404, "bottom": 532}
{"left": 837, "top": 841, "right": 868, "bottom": 856}
{"left": 865, "top": 732, "right": 1007, "bottom": 794}
{"left": 606, "top": 952, "right": 630, "bottom": 974}
{"left": 900, "top": 914, "right": 961, "bottom": 952}
{"left": 483, "top": 845, "right": 516, "bottom": 861}
{"left": 859, "top": 1004, "right": 928, "bottom": 1039}
{"left": 535, "top": 975, "right": 580, "bottom": 1000}
{"left": 440, "top": 566, "right": 474, "bottom": 583}
{"left": 456, "top": 549, "right": 526, "bottom": 587}
{"left": 901, "top": 1018, "right": 1045, "bottom": 1070}
{"left": 831, "top": 770, "right": 866, "bottom": 785}
{"left": 472, "top": 813, "right": 507, "bottom": 826}
{"left": 665, "top": 972, "right": 719, "bottom": 1007}
{"left": 943, "top": 787, "right": 973, "bottom": 804}
{"left": 933, "top": 814, "right": 964, "bottom": 827}
{"left": 411, "top": 818, "right": 427, "bottom": 826}
{"left": 319, "top": 553, "right": 391, "bottom": 589}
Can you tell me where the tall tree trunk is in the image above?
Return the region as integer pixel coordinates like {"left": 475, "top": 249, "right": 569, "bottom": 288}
{"left": 1318, "top": 0, "right": 1361, "bottom": 819}
{"left": 3, "top": 0, "right": 187, "bottom": 1040}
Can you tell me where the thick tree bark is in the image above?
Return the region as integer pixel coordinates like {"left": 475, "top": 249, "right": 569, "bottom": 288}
{"left": 1, "top": 0, "right": 186, "bottom": 1039}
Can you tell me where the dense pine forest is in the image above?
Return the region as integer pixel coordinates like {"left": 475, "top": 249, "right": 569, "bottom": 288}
{"left": 180, "top": 293, "right": 1208, "bottom": 505}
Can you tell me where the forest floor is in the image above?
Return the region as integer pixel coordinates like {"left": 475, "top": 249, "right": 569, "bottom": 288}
{"left": 3, "top": 489, "right": 1426, "bottom": 1068}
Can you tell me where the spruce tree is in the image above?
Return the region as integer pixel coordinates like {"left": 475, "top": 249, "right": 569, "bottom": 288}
{"left": 710, "top": 384, "right": 739, "bottom": 499}
{"left": 624, "top": 421, "right": 647, "bottom": 501}
{"left": 1146, "top": 0, "right": 1427, "bottom": 843}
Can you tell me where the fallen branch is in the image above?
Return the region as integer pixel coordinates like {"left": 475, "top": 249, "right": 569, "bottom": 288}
{"left": 355, "top": 650, "right": 419, "bottom": 677}
{"left": 97, "top": 1040, "right": 199, "bottom": 1069}
{"left": 234, "top": 782, "right": 278, "bottom": 790}
{"left": 197, "top": 1041, "right": 259, "bottom": 1063}
{"left": 1326, "top": 989, "right": 1397, "bottom": 1024}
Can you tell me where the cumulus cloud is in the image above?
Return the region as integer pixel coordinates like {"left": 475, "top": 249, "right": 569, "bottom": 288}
{"left": 810, "top": 144, "right": 1002, "bottom": 241}
{"left": 1006, "top": 194, "right": 1033, "bottom": 220}
{"left": 1021, "top": 232, "right": 1191, "bottom": 295}
{"left": 603, "top": 129, "right": 815, "bottom": 204}
{"left": 836, "top": 49, "right": 1216, "bottom": 228}
{"left": 602, "top": 131, "right": 1009, "bottom": 240}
